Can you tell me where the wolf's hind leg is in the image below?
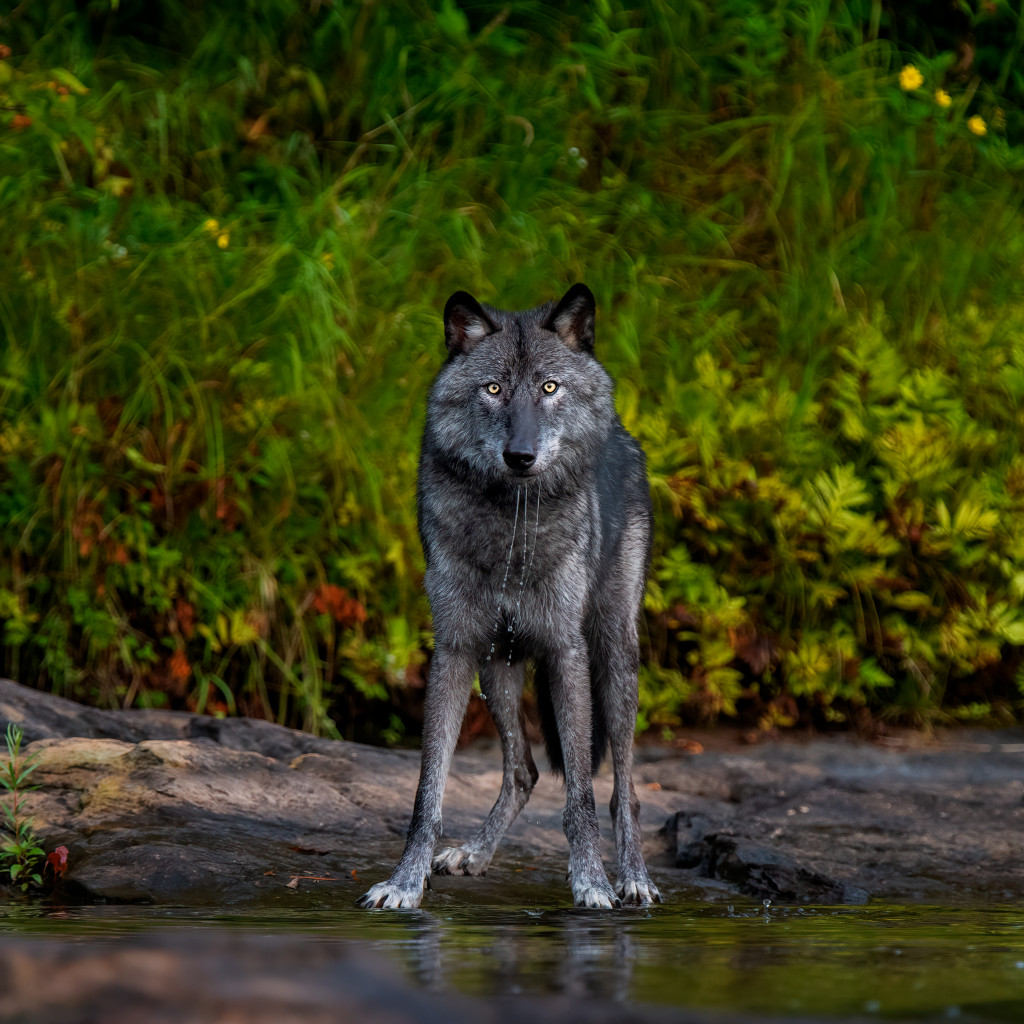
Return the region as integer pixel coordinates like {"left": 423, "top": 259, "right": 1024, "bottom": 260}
{"left": 432, "top": 660, "right": 538, "bottom": 876}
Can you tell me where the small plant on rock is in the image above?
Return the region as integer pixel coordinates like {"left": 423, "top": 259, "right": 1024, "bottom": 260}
{"left": 0, "top": 724, "right": 46, "bottom": 892}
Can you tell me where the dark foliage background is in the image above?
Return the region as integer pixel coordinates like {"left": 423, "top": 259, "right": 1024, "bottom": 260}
{"left": 2, "top": 1, "right": 1024, "bottom": 740}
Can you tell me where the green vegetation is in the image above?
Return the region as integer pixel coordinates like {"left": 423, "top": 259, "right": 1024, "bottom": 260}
{"left": 0, "top": 725, "right": 46, "bottom": 892}
{"left": 2, "top": 1, "right": 1024, "bottom": 737}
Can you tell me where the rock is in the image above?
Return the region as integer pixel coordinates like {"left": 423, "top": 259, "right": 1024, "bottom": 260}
{"left": 669, "top": 814, "right": 868, "bottom": 904}
{"left": 0, "top": 680, "right": 679, "bottom": 904}
{"left": 669, "top": 811, "right": 721, "bottom": 869}
{"left": 0, "top": 677, "right": 338, "bottom": 758}
{"left": 661, "top": 734, "right": 1024, "bottom": 902}
{"left": 1, "top": 678, "right": 1023, "bottom": 906}
{"left": 25, "top": 735, "right": 375, "bottom": 901}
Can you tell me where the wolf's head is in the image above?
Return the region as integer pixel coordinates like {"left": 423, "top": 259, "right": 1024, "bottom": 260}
{"left": 424, "top": 284, "right": 616, "bottom": 489}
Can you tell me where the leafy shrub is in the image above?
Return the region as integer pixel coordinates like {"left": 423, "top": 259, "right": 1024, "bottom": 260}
{"left": 1, "top": 1, "right": 1023, "bottom": 734}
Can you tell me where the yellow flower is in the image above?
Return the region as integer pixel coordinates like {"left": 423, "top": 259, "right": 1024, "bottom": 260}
{"left": 899, "top": 65, "right": 924, "bottom": 91}
{"left": 217, "top": 232, "right": 230, "bottom": 249}
{"left": 203, "top": 218, "right": 219, "bottom": 234}
{"left": 935, "top": 89, "right": 951, "bottom": 108}
{"left": 967, "top": 115, "right": 987, "bottom": 137}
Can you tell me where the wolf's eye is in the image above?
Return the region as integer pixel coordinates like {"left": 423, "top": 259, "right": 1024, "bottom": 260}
{"left": 486, "top": 382, "right": 501, "bottom": 395}
{"left": 542, "top": 381, "right": 558, "bottom": 394}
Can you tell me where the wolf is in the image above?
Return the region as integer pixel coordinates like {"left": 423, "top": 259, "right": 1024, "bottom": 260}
{"left": 358, "top": 283, "right": 661, "bottom": 910}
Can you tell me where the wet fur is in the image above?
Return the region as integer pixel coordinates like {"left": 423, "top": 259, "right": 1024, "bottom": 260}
{"left": 358, "top": 284, "right": 661, "bottom": 910}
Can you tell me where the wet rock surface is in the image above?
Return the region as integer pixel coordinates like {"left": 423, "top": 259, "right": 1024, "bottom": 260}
{"left": 2, "top": 678, "right": 1023, "bottom": 905}
{"left": 640, "top": 734, "right": 1024, "bottom": 903}
{"left": 673, "top": 818, "right": 869, "bottom": 904}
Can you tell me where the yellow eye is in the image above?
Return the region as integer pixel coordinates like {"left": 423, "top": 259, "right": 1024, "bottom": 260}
{"left": 486, "top": 382, "right": 501, "bottom": 395}
{"left": 542, "top": 381, "right": 558, "bottom": 394}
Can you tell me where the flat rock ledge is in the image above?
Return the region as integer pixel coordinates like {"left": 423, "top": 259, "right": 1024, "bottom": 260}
{"left": 1, "top": 678, "right": 1022, "bottom": 906}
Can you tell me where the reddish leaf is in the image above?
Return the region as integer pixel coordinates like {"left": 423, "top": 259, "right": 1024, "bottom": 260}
{"left": 310, "top": 584, "right": 366, "bottom": 626}
{"left": 45, "top": 846, "right": 69, "bottom": 879}
{"left": 168, "top": 648, "right": 192, "bottom": 682}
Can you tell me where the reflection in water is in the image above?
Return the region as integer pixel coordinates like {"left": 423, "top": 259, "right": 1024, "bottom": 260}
{"left": 381, "top": 905, "right": 644, "bottom": 1000}
{"left": 557, "top": 916, "right": 635, "bottom": 1002}
{"left": 367, "top": 895, "right": 1024, "bottom": 1018}
{"left": 3, "top": 893, "right": 1024, "bottom": 1019}
{"left": 400, "top": 912, "right": 445, "bottom": 993}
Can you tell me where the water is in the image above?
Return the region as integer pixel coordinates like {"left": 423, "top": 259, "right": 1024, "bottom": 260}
{"left": 3, "top": 883, "right": 1023, "bottom": 1021}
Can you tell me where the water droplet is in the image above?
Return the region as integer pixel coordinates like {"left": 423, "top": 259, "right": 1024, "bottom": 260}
{"left": 480, "top": 692, "right": 487, "bottom": 700}
{"left": 507, "top": 624, "right": 513, "bottom": 632}
{"left": 507, "top": 730, "right": 513, "bottom": 738}
{"left": 762, "top": 898, "right": 771, "bottom": 909}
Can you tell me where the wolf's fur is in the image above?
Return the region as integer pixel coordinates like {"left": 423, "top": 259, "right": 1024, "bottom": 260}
{"left": 358, "top": 284, "right": 660, "bottom": 909}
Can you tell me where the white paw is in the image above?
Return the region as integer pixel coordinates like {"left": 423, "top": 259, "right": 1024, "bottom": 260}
{"left": 617, "top": 876, "right": 662, "bottom": 906}
{"left": 432, "top": 845, "right": 490, "bottom": 876}
{"left": 356, "top": 878, "right": 425, "bottom": 910}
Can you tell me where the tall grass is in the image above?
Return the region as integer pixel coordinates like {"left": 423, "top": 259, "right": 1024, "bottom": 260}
{"left": 2, "top": 0, "right": 1023, "bottom": 735}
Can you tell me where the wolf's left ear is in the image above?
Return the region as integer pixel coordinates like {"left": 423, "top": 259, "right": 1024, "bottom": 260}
{"left": 543, "top": 283, "right": 596, "bottom": 353}
{"left": 443, "top": 291, "right": 498, "bottom": 355}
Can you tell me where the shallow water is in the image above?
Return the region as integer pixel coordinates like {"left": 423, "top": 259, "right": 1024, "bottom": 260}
{"left": 3, "top": 880, "right": 1023, "bottom": 1021}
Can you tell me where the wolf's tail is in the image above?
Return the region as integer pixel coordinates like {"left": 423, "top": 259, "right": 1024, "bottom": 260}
{"left": 534, "top": 660, "right": 608, "bottom": 778}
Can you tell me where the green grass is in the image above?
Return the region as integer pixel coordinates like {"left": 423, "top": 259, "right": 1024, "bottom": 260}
{"left": 2, "top": 1, "right": 1024, "bottom": 737}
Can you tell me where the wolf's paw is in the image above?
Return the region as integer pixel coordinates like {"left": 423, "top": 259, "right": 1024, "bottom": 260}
{"left": 432, "top": 845, "right": 489, "bottom": 876}
{"left": 617, "top": 875, "right": 662, "bottom": 907}
{"left": 571, "top": 877, "right": 622, "bottom": 910}
{"left": 356, "top": 878, "right": 425, "bottom": 910}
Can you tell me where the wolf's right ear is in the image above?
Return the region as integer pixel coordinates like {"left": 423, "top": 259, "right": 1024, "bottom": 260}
{"left": 443, "top": 291, "right": 498, "bottom": 355}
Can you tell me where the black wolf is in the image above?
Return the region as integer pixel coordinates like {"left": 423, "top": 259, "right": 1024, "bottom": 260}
{"left": 358, "top": 284, "right": 660, "bottom": 909}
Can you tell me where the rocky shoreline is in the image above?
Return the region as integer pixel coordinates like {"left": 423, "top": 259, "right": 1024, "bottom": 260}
{"left": 0, "top": 678, "right": 1021, "bottom": 906}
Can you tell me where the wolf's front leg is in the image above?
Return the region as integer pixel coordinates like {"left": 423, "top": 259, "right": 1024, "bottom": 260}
{"left": 602, "top": 630, "right": 662, "bottom": 907}
{"left": 550, "top": 638, "right": 621, "bottom": 909}
{"left": 433, "top": 660, "right": 538, "bottom": 876}
{"left": 358, "top": 645, "right": 475, "bottom": 909}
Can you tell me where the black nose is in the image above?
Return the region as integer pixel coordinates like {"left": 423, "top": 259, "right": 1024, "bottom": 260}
{"left": 503, "top": 448, "right": 536, "bottom": 471}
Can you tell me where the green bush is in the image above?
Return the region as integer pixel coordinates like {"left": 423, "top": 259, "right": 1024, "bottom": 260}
{"left": 1, "top": 0, "right": 1023, "bottom": 735}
